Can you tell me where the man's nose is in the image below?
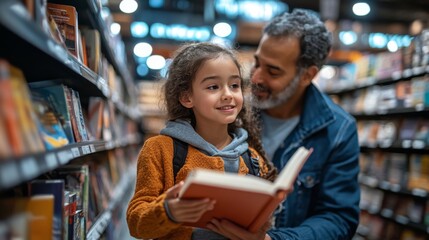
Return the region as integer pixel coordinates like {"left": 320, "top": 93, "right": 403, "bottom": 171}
{"left": 251, "top": 68, "right": 264, "bottom": 84}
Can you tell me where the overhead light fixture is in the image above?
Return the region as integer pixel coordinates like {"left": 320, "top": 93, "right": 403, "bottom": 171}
{"left": 352, "top": 2, "right": 370, "bottom": 16}
{"left": 147, "top": 55, "right": 166, "bottom": 70}
{"left": 119, "top": 0, "right": 138, "bottom": 14}
{"left": 110, "top": 22, "right": 121, "bottom": 35}
{"left": 213, "top": 22, "right": 232, "bottom": 38}
{"left": 131, "top": 21, "right": 149, "bottom": 38}
{"left": 133, "top": 42, "right": 153, "bottom": 58}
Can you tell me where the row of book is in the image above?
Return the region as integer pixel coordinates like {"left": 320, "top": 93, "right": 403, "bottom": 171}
{"left": 314, "top": 29, "right": 429, "bottom": 93}
{"left": 359, "top": 151, "right": 429, "bottom": 192}
{"left": 357, "top": 208, "right": 427, "bottom": 240}
{"left": 0, "top": 147, "right": 137, "bottom": 240}
{"left": 358, "top": 119, "right": 429, "bottom": 149}
{"left": 0, "top": 59, "right": 137, "bottom": 159}
{"left": 333, "top": 75, "right": 429, "bottom": 115}
{"left": 20, "top": 0, "right": 129, "bottom": 105}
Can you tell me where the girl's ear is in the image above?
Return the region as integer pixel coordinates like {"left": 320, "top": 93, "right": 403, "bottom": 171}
{"left": 179, "top": 91, "right": 193, "bottom": 108}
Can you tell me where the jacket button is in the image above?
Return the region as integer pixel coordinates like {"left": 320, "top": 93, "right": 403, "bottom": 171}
{"left": 306, "top": 176, "right": 314, "bottom": 185}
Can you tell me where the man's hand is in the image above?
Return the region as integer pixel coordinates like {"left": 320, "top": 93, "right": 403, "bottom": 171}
{"left": 207, "top": 219, "right": 272, "bottom": 240}
{"left": 165, "top": 181, "right": 216, "bottom": 223}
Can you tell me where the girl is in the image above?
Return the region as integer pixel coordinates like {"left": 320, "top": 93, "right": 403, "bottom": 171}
{"left": 126, "top": 42, "right": 276, "bottom": 240}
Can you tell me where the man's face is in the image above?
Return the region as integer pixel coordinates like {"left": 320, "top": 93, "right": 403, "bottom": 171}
{"left": 250, "top": 35, "right": 303, "bottom": 109}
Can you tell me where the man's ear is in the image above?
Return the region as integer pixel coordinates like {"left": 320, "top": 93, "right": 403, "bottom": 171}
{"left": 179, "top": 91, "right": 193, "bottom": 108}
{"left": 301, "top": 65, "right": 319, "bottom": 86}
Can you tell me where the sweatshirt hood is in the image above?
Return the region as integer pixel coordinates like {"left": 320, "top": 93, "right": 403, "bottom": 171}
{"left": 160, "top": 119, "right": 249, "bottom": 161}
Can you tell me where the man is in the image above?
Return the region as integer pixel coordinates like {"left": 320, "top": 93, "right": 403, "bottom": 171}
{"left": 208, "top": 9, "right": 360, "bottom": 240}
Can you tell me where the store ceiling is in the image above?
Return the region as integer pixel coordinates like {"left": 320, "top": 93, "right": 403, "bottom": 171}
{"left": 107, "top": 0, "right": 429, "bottom": 79}
{"left": 110, "top": 0, "right": 429, "bottom": 39}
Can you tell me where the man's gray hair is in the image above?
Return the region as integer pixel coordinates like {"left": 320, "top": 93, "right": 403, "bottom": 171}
{"left": 263, "top": 9, "right": 332, "bottom": 69}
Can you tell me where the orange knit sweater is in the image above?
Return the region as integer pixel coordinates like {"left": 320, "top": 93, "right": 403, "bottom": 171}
{"left": 126, "top": 135, "right": 269, "bottom": 240}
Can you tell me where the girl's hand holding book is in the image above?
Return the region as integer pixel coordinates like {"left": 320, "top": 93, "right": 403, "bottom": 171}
{"left": 165, "top": 181, "right": 216, "bottom": 223}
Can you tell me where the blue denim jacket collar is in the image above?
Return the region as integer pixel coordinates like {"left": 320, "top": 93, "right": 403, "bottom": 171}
{"left": 298, "top": 84, "right": 335, "bottom": 138}
{"left": 276, "top": 84, "right": 335, "bottom": 156}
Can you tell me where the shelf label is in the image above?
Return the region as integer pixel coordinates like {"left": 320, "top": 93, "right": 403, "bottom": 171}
{"left": 403, "top": 69, "right": 412, "bottom": 78}
{"left": 395, "top": 215, "right": 409, "bottom": 225}
{"left": 45, "top": 153, "right": 58, "bottom": 169}
{"left": 401, "top": 140, "right": 412, "bottom": 148}
{"left": 20, "top": 157, "right": 38, "bottom": 179}
{"left": 389, "top": 183, "right": 400, "bottom": 192}
{"left": 71, "top": 147, "right": 80, "bottom": 158}
{"left": 380, "top": 208, "right": 393, "bottom": 218}
{"left": 105, "top": 141, "right": 114, "bottom": 149}
{"left": 411, "top": 188, "right": 428, "bottom": 197}
{"left": 0, "top": 162, "right": 19, "bottom": 189}
{"left": 57, "top": 150, "right": 73, "bottom": 164}
{"left": 90, "top": 144, "right": 96, "bottom": 153}
{"left": 81, "top": 145, "right": 91, "bottom": 155}
{"left": 391, "top": 71, "right": 402, "bottom": 80}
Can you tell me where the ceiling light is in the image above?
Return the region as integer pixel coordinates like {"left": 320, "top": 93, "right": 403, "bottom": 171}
{"left": 110, "top": 23, "right": 121, "bottom": 35}
{"left": 387, "top": 40, "right": 398, "bottom": 52}
{"left": 147, "top": 55, "right": 166, "bottom": 70}
{"left": 352, "top": 2, "right": 370, "bottom": 16}
{"left": 131, "top": 22, "right": 149, "bottom": 37}
{"left": 213, "top": 22, "right": 232, "bottom": 38}
{"left": 133, "top": 42, "right": 153, "bottom": 58}
{"left": 119, "top": 0, "right": 138, "bottom": 14}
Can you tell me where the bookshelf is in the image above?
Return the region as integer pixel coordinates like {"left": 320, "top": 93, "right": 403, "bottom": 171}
{"left": 0, "top": 0, "right": 142, "bottom": 239}
{"left": 316, "top": 31, "right": 429, "bottom": 239}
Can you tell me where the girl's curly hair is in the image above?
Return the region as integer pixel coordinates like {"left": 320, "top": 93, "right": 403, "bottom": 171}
{"left": 162, "top": 42, "right": 277, "bottom": 181}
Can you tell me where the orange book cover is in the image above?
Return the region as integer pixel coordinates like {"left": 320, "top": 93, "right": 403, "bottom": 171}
{"left": 46, "top": 3, "right": 78, "bottom": 57}
{"left": 179, "top": 146, "right": 313, "bottom": 232}
{"left": 0, "top": 195, "right": 54, "bottom": 240}
{"left": 0, "top": 60, "right": 25, "bottom": 156}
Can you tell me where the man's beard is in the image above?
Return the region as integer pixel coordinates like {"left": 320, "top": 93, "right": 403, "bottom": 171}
{"left": 251, "top": 74, "right": 301, "bottom": 109}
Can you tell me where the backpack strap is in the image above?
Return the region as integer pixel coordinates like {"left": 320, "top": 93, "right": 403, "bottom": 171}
{"left": 172, "top": 138, "right": 188, "bottom": 180}
{"left": 172, "top": 137, "right": 260, "bottom": 181}
{"left": 242, "top": 149, "right": 260, "bottom": 177}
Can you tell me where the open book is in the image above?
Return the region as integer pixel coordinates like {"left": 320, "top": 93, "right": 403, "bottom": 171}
{"left": 178, "top": 146, "right": 313, "bottom": 232}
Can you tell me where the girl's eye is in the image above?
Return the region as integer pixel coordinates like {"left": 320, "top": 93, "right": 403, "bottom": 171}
{"left": 230, "top": 83, "right": 240, "bottom": 89}
{"left": 207, "top": 85, "right": 218, "bottom": 90}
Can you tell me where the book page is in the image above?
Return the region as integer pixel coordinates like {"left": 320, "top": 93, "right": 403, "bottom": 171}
{"left": 179, "top": 169, "right": 276, "bottom": 198}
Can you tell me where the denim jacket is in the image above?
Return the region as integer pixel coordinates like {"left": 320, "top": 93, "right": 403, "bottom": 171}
{"left": 267, "top": 84, "right": 360, "bottom": 240}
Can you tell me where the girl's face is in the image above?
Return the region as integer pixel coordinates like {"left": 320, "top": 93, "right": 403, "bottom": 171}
{"left": 180, "top": 55, "right": 243, "bottom": 129}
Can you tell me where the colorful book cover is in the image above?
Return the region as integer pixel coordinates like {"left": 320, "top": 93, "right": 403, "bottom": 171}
{"left": 50, "top": 165, "right": 90, "bottom": 233}
{"left": 31, "top": 92, "right": 69, "bottom": 150}
{"left": 29, "top": 179, "right": 66, "bottom": 240}
{"left": 29, "top": 83, "right": 76, "bottom": 143}
{"left": 46, "top": 3, "right": 79, "bottom": 58}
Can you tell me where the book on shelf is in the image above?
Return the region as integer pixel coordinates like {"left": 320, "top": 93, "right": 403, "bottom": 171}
{"left": 0, "top": 195, "right": 55, "bottom": 240}
{"left": 408, "top": 154, "right": 429, "bottom": 191}
{"left": 87, "top": 97, "right": 104, "bottom": 140}
{"left": 395, "top": 81, "right": 413, "bottom": 109}
{"left": 178, "top": 146, "right": 313, "bottom": 232}
{"left": 412, "top": 119, "right": 429, "bottom": 149}
{"left": 46, "top": 3, "right": 79, "bottom": 58}
{"left": 29, "top": 179, "right": 66, "bottom": 240}
{"left": 0, "top": 60, "right": 45, "bottom": 157}
{"left": 373, "top": 51, "right": 403, "bottom": 80}
{"left": 50, "top": 164, "right": 90, "bottom": 232}
{"left": 31, "top": 92, "right": 70, "bottom": 150}
{"left": 410, "top": 76, "right": 427, "bottom": 108}
{"left": 29, "top": 82, "right": 76, "bottom": 143}
{"left": 376, "top": 120, "right": 399, "bottom": 148}
{"left": 398, "top": 118, "right": 420, "bottom": 148}
{"left": 384, "top": 153, "right": 407, "bottom": 188}
{"left": 80, "top": 28, "right": 101, "bottom": 74}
